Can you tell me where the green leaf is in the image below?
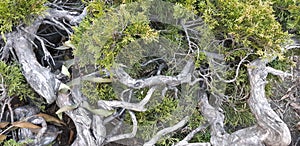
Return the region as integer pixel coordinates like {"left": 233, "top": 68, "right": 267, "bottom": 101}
{"left": 55, "top": 103, "right": 80, "bottom": 120}
{"left": 61, "top": 65, "right": 71, "bottom": 78}
{"left": 84, "top": 77, "right": 112, "bottom": 83}
{"left": 64, "top": 59, "right": 74, "bottom": 69}
{"left": 81, "top": 101, "right": 114, "bottom": 117}
{"left": 58, "top": 83, "right": 71, "bottom": 93}
{"left": 63, "top": 40, "right": 76, "bottom": 49}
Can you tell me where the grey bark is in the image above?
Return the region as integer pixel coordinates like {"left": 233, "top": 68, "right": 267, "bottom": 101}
{"left": 0, "top": 4, "right": 294, "bottom": 146}
{"left": 197, "top": 59, "right": 291, "bottom": 146}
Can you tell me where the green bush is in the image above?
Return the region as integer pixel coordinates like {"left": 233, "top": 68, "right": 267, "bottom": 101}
{"left": 271, "top": 0, "right": 300, "bottom": 35}
{"left": 223, "top": 100, "right": 256, "bottom": 132}
{"left": 71, "top": 0, "right": 296, "bottom": 144}
{"left": 0, "top": 0, "right": 46, "bottom": 34}
{"left": 1, "top": 139, "right": 33, "bottom": 146}
{"left": 0, "top": 61, "right": 35, "bottom": 100}
{"left": 198, "top": 0, "right": 289, "bottom": 59}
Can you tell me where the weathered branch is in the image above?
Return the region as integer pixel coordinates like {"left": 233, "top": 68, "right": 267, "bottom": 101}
{"left": 0, "top": 74, "right": 6, "bottom": 101}
{"left": 56, "top": 90, "right": 99, "bottom": 146}
{"left": 4, "top": 5, "right": 98, "bottom": 146}
{"left": 215, "top": 53, "right": 250, "bottom": 83}
{"left": 266, "top": 66, "right": 293, "bottom": 79}
{"left": 112, "top": 58, "right": 194, "bottom": 89}
{"left": 285, "top": 44, "right": 300, "bottom": 50}
{"left": 0, "top": 37, "right": 13, "bottom": 61}
{"left": 247, "top": 59, "right": 291, "bottom": 146}
{"left": 45, "top": 8, "right": 88, "bottom": 26}
{"left": 106, "top": 111, "right": 137, "bottom": 142}
{"left": 175, "top": 122, "right": 209, "bottom": 146}
{"left": 21, "top": 27, "right": 55, "bottom": 66}
{"left": 144, "top": 116, "right": 189, "bottom": 146}
{"left": 198, "top": 58, "right": 292, "bottom": 146}
{"left": 98, "top": 86, "right": 156, "bottom": 111}
{"left": 13, "top": 34, "right": 60, "bottom": 104}
{"left": 1, "top": 6, "right": 88, "bottom": 103}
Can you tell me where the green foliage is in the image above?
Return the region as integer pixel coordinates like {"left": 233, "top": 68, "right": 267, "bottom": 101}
{"left": 187, "top": 110, "right": 210, "bottom": 143}
{"left": 72, "top": 1, "right": 158, "bottom": 69}
{"left": 271, "top": 0, "right": 300, "bottom": 34}
{"left": 222, "top": 67, "right": 256, "bottom": 131}
{"left": 131, "top": 95, "right": 179, "bottom": 140}
{"left": 72, "top": 1, "right": 159, "bottom": 104}
{"left": 71, "top": 0, "right": 297, "bottom": 144}
{"left": 197, "top": 2, "right": 294, "bottom": 133}
{"left": 198, "top": 0, "right": 289, "bottom": 58}
{"left": 136, "top": 96, "right": 178, "bottom": 124}
{"left": 82, "top": 0, "right": 105, "bottom": 18}
{"left": 159, "top": 138, "right": 180, "bottom": 146}
{"left": 265, "top": 57, "right": 294, "bottom": 97}
{"left": 190, "top": 129, "right": 211, "bottom": 143}
{"left": 268, "top": 57, "right": 293, "bottom": 72}
{"left": 0, "top": 61, "right": 35, "bottom": 100}
{"left": 195, "top": 51, "right": 207, "bottom": 68}
{"left": 1, "top": 139, "right": 33, "bottom": 146}
{"left": 223, "top": 100, "right": 256, "bottom": 131}
{"left": 188, "top": 110, "right": 205, "bottom": 129}
{"left": 0, "top": 0, "right": 46, "bottom": 34}
{"left": 167, "top": 0, "right": 198, "bottom": 12}
{"left": 225, "top": 67, "right": 250, "bottom": 97}
{"left": 81, "top": 81, "right": 116, "bottom": 104}
{"left": 156, "top": 110, "right": 209, "bottom": 145}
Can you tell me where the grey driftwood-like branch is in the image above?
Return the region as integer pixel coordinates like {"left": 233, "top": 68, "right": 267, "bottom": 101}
{"left": 144, "top": 116, "right": 189, "bottom": 146}
{"left": 12, "top": 29, "right": 60, "bottom": 104}
{"left": 0, "top": 1, "right": 295, "bottom": 146}
{"left": 111, "top": 58, "right": 194, "bottom": 89}
{"left": 98, "top": 86, "right": 156, "bottom": 111}
{"left": 1, "top": 5, "right": 103, "bottom": 146}
{"left": 1, "top": 6, "right": 88, "bottom": 104}
{"left": 195, "top": 59, "right": 291, "bottom": 146}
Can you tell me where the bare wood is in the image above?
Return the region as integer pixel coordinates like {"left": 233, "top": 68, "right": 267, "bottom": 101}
{"left": 247, "top": 59, "right": 291, "bottom": 146}
{"left": 198, "top": 59, "right": 292, "bottom": 146}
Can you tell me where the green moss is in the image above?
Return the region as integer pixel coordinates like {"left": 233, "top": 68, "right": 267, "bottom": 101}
{"left": 0, "top": 61, "right": 35, "bottom": 100}
{"left": 0, "top": 0, "right": 46, "bottom": 34}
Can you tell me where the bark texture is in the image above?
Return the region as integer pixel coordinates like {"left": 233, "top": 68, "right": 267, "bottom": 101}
{"left": 0, "top": 3, "right": 294, "bottom": 146}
